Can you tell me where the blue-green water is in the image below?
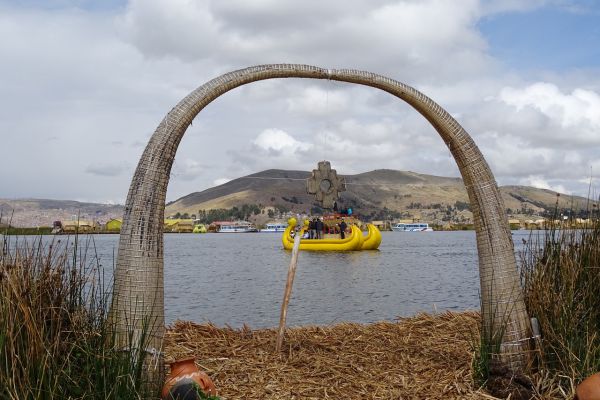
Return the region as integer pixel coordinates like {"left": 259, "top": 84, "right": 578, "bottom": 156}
{"left": 5, "top": 231, "right": 533, "bottom": 328}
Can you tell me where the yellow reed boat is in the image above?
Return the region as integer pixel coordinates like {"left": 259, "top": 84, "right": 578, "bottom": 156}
{"left": 281, "top": 217, "right": 381, "bottom": 251}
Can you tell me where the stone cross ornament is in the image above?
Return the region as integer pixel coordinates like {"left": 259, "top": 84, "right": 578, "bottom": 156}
{"left": 306, "top": 161, "right": 346, "bottom": 209}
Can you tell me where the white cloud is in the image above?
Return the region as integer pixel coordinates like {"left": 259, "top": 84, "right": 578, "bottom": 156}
{"left": 336, "top": 119, "right": 395, "bottom": 144}
{"left": 252, "top": 129, "right": 312, "bottom": 154}
{"left": 498, "top": 83, "right": 600, "bottom": 144}
{"left": 213, "top": 178, "right": 231, "bottom": 186}
{"left": 286, "top": 87, "right": 349, "bottom": 116}
{"left": 518, "top": 175, "right": 569, "bottom": 195}
{"left": 172, "top": 159, "right": 204, "bottom": 181}
{"left": 1, "top": 0, "right": 599, "bottom": 203}
{"left": 117, "top": 0, "right": 492, "bottom": 82}
{"left": 439, "top": 78, "right": 600, "bottom": 196}
{"left": 85, "top": 162, "right": 129, "bottom": 177}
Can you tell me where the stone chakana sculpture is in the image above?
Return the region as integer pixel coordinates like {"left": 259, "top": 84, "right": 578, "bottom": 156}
{"left": 306, "top": 161, "right": 346, "bottom": 209}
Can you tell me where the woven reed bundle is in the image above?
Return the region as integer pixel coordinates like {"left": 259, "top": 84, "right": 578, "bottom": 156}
{"left": 165, "top": 312, "right": 492, "bottom": 399}
{"left": 112, "top": 64, "right": 532, "bottom": 374}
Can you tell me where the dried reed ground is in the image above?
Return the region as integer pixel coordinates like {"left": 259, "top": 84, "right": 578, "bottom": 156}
{"left": 165, "top": 311, "right": 499, "bottom": 399}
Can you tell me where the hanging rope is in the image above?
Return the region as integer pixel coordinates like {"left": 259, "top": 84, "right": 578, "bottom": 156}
{"left": 320, "top": 73, "right": 335, "bottom": 162}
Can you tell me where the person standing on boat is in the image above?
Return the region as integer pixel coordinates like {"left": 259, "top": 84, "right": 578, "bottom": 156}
{"left": 339, "top": 218, "right": 347, "bottom": 239}
{"left": 316, "top": 217, "right": 324, "bottom": 239}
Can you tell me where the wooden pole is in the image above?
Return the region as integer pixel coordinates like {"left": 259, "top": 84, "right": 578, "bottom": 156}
{"left": 276, "top": 234, "right": 301, "bottom": 352}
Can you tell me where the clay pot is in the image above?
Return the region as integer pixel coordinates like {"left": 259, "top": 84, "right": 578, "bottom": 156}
{"left": 576, "top": 373, "right": 600, "bottom": 400}
{"left": 161, "top": 357, "right": 216, "bottom": 400}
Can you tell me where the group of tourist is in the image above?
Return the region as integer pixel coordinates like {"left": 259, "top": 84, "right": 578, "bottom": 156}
{"left": 333, "top": 201, "right": 353, "bottom": 216}
{"left": 306, "top": 217, "right": 324, "bottom": 239}
{"left": 301, "top": 217, "right": 348, "bottom": 239}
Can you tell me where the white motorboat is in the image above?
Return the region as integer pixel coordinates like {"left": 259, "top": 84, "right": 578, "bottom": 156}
{"left": 260, "top": 222, "right": 287, "bottom": 232}
{"left": 391, "top": 222, "right": 433, "bottom": 232}
{"left": 217, "top": 221, "right": 258, "bottom": 233}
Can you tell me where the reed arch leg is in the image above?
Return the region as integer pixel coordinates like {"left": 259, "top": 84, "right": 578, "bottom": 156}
{"left": 111, "top": 64, "right": 532, "bottom": 376}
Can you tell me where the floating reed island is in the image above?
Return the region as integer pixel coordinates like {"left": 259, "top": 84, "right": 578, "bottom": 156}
{"left": 165, "top": 312, "right": 493, "bottom": 399}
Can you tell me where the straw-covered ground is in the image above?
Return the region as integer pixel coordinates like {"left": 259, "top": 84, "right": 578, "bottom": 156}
{"left": 165, "top": 311, "right": 502, "bottom": 399}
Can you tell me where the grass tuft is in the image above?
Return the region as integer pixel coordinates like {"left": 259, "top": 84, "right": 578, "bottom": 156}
{"left": 0, "top": 230, "right": 157, "bottom": 399}
{"left": 519, "top": 204, "right": 600, "bottom": 394}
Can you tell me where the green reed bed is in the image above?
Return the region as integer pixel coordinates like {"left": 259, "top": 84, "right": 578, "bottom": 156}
{"left": 0, "top": 233, "right": 153, "bottom": 399}
{"left": 520, "top": 214, "right": 600, "bottom": 393}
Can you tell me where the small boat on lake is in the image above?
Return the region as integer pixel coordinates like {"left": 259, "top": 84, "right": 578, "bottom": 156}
{"left": 215, "top": 221, "right": 258, "bottom": 233}
{"left": 281, "top": 217, "right": 381, "bottom": 251}
{"left": 192, "top": 224, "right": 207, "bottom": 233}
{"left": 260, "top": 222, "right": 287, "bottom": 232}
{"left": 391, "top": 222, "right": 433, "bottom": 232}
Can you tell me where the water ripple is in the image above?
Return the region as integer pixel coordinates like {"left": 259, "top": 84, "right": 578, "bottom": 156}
{"left": 21, "top": 230, "right": 535, "bottom": 328}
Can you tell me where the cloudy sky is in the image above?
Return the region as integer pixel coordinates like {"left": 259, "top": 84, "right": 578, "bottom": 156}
{"left": 1, "top": 0, "right": 599, "bottom": 204}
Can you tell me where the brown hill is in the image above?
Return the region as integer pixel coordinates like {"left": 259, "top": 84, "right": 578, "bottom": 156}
{"left": 0, "top": 198, "right": 124, "bottom": 228}
{"left": 165, "top": 169, "right": 590, "bottom": 224}
{"left": 3, "top": 170, "right": 589, "bottom": 228}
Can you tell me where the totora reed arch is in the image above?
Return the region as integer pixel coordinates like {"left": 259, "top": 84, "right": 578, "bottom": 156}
{"left": 111, "top": 64, "right": 533, "bottom": 375}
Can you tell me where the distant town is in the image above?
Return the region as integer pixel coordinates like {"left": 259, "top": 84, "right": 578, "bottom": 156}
{"left": 2, "top": 169, "right": 596, "bottom": 233}
{"left": 2, "top": 199, "right": 596, "bottom": 234}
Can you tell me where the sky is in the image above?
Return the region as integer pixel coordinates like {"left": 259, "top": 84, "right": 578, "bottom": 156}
{"left": 1, "top": 0, "right": 599, "bottom": 204}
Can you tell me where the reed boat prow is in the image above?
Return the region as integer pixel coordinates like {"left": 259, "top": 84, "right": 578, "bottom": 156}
{"left": 360, "top": 223, "right": 382, "bottom": 250}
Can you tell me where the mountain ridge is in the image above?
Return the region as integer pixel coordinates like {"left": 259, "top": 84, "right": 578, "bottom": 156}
{"left": 165, "top": 168, "right": 589, "bottom": 223}
{"left": 2, "top": 169, "right": 591, "bottom": 227}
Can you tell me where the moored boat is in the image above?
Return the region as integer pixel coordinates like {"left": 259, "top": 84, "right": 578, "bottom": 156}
{"left": 391, "top": 222, "right": 433, "bottom": 232}
{"left": 215, "top": 220, "right": 258, "bottom": 233}
{"left": 260, "top": 222, "right": 287, "bottom": 232}
{"left": 192, "top": 224, "right": 207, "bottom": 233}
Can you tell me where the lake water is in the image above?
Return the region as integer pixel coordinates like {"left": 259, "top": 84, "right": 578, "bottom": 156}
{"left": 4, "top": 231, "right": 533, "bottom": 329}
